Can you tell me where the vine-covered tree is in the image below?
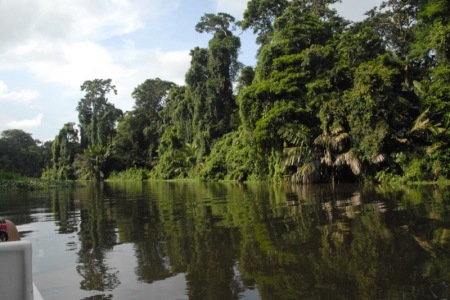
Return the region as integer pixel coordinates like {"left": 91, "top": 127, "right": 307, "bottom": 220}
{"left": 46, "top": 122, "right": 80, "bottom": 180}
{"left": 77, "top": 79, "right": 123, "bottom": 149}
{"left": 193, "top": 13, "right": 241, "bottom": 156}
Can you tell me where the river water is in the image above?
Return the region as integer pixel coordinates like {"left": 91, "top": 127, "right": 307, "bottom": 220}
{"left": 1, "top": 181, "right": 449, "bottom": 299}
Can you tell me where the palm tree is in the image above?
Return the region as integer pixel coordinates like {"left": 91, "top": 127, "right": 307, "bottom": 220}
{"left": 314, "top": 124, "right": 361, "bottom": 184}
{"left": 74, "top": 145, "right": 109, "bottom": 181}
{"left": 281, "top": 123, "right": 322, "bottom": 184}
{"left": 282, "top": 122, "right": 362, "bottom": 184}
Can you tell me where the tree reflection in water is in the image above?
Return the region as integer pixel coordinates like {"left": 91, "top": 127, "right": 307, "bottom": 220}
{"left": 45, "top": 182, "right": 450, "bottom": 299}
{"left": 76, "top": 184, "right": 120, "bottom": 293}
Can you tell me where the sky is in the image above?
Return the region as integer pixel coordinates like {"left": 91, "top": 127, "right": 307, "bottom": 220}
{"left": 0, "top": 0, "right": 382, "bottom": 142}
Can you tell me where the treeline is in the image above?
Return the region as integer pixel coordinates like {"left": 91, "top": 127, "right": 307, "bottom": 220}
{"left": 1, "top": 0, "right": 449, "bottom": 183}
{"left": 0, "top": 130, "right": 52, "bottom": 178}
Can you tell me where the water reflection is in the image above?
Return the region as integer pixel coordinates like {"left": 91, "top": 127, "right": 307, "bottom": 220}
{"left": 76, "top": 185, "right": 120, "bottom": 293}
{"left": 4, "top": 182, "right": 450, "bottom": 299}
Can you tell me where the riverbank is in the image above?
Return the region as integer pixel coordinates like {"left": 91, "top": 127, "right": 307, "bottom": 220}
{"left": 0, "top": 171, "right": 81, "bottom": 190}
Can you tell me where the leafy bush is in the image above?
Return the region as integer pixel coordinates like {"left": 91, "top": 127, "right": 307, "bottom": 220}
{"left": 0, "top": 170, "right": 23, "bottom": 180}
{"left": 107, "top": 167, "right": 150, "bottom": 181}
{"left": 199, "top": 130, "right": 270, "bottom": 181}
{"left": 0, "top": 175, "right": 80, "bottom": 190}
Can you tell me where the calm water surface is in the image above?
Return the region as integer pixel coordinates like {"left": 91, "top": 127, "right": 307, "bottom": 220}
{"left": 1, "top": 182, "right": 450, "bottom": 300}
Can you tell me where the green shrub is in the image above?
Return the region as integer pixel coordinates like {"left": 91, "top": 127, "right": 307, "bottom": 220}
{"left": 0, "top": 170, "right": 23, "bottom": 180}
{"left": 107, "top": 167, "right": 150, "bottom": 181}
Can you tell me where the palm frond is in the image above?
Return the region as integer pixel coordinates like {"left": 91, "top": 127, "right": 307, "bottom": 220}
{"left": 371, "top": 153, "right": 386, "bottom": 164}
{"left": 331, "top": 124, "right": 345, "bottom": 135}
{"left": 330, "top": 132, "right": 350, "bottom": 151}
{"left": 291, "top": 161, "right": 321, "bottom": 184}
{"left": 313, "top": 134, "right": 328, "bottom": 147}
{"left": 413, "top": 80, "right": 426, "bottom": 98}
{"left": 284, "top": 145, "right": 308, "bottom": 166}
{"left": 428, "top": 123, "right": 446, "bottom": 136}
{"left": 279, "top": 123, "right": 311, "bottom": 145}
{"left": 336, "top": 151, "right": 362, "bottom": 175}
{"left": 410, "top": 109, "right": 430, "bottom": 134}
{"left": 426, "top": 143, "right": 441, "bottom": 155}
{"left": 315, "top": 124, "right": 350, "bottom": 153}
{"left": 322, "top": 149, "right": 333, "bottom": 166}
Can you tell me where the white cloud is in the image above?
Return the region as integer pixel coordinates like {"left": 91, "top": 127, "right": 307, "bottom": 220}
{"left": 332, "top": 0, "right": 382, "bottom": 21}
{"left": 111, "top": 43, "right": 191, "bottom": 111}
{"left": 128, "top": 48, "right": 191, "bottom": 85}
{"left": 0, "top": 0, "right": 171, "bottom": 46}
{"left": 156, "top": 50, "right": 191, "bottom": 85}
{"left": 216, "top": 0, "right": 247, "bottom": 18}
{"left": 0, "top": 81, "right": 39, "bottom": 104}
{"left": 7, "top": 113, "right": 43, "bottom": 129}
{"left": 0, "top": 0, "right": 180, "bottom": 74}
{"left": 25, "top": 41, "right": 133, "bottom": 89}
{"left": 61, "top": 0, "right": 143, "bottom": 40}
{"left": 119, "top": 40, "right": 190, "bottom": 81}
{"left": 20, "top": 40, "right": 191, "bottom": 112}
{"left": 0, "top": 0, "right": 197, "bottom": 139}
{"left": 0, "top": 0, "right": 185, "bottom": 104}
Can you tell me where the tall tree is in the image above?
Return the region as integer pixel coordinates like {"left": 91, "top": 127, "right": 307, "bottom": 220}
{"left": 77, "top": 79, "right": 122, "bottom": 149}
{"left": 240, "top": 6, "right": 336, "bottom": 147}
{"left": 239, "top": 0, "right": 289, "bottom": 45}
{"left": 185, "top": 47, "right": 209, "bottom": 159}
{"left": 191, "top": 13, "right": 241, "bottom": 158}
{"left": 132, "top": 78, "right": 175, "bottom": 115}
{"left": 239, "top": 0, "right": 341, "bottom": 46}
{"left": 366, "top": 0, "right": 421, "bottom": 88}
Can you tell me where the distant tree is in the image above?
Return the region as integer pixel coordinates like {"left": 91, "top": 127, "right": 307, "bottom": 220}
{"left": 40, "top": 140, "right": 53, "bottom": 172}
{"left": 0, "top": 129, "right": 44, "bottom": 177}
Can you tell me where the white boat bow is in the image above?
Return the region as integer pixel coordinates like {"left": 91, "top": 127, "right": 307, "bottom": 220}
{"left": 0, "top": 240, "right": 43, "bottom": 300}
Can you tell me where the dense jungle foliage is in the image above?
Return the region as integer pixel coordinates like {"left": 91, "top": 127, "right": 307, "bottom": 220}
{"left": 1, "top": 0, "right": 449, "bottom": 183}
